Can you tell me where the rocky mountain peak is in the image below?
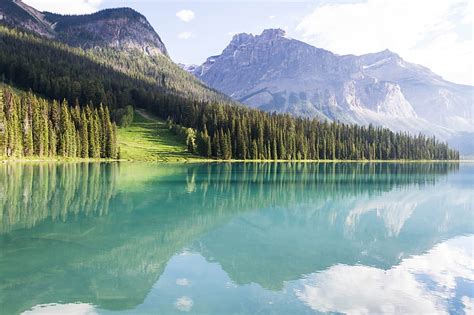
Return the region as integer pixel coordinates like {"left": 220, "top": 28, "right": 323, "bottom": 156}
{"left": 230, "top": 32, "right": 253, "bottom": 45}
{"left": 260, "top": 28, "right": 287, "bottom": 40}
{"left": 0, "top": 0, "right": 55, "bottom": 37}
{"left": 229, "top": 28, "right": 287, "bottom": 46}
{"left": 0, "top": 0, "right": 168, "bottom": 57}
{"left": 45, "top": 7, "right": 168, "bottom": 56}
{"left": 193, "top": 31, "right": 474, "bottom": 152}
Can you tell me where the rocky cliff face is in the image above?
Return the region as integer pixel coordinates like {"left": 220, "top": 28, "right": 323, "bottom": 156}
{"left": 0, "top": 0, "right": 55, "bottom": 37}
{"left": 194, "top": 29, "right": 474, "bottom": 149}
{"left": 0, "top": 0, "right": 168, "bottom": 57}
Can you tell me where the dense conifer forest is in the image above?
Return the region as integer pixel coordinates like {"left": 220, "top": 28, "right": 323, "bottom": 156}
{"left": 0, "top": 87, "right": 118, "bottom": 159}
{"left": 0, "top": 26, "right": 459, "bottom": 160}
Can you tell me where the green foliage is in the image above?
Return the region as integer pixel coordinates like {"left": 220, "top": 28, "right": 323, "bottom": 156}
{"left": 114, "top": 105, "right": 134, "bottom": 127}
{"left": 0, "top": 89, "right": 5, "bottom": 155}
{"left": 173, "top": 103, "right": 459, "bottom": 160}
{"left": 0, "top": 26, "right": 459, "bottom": 161}
{"left": 0, "top": 87, "right": 118, "bottom": 159}
{"left": 0, "top": 26, "right": 231, "bottom": 111}
{"left": 117, "top": 111, "right": 200, "bottom": 161}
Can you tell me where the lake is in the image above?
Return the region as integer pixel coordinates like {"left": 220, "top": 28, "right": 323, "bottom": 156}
{"left": 0, "top": 162, "right": 473, "bottom": 314}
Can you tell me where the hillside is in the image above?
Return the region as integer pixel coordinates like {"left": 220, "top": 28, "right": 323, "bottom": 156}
{"left": 0, "top": 0, "right": 233, "bottom": 108}
{"left": 118, "top": 110, "right": 202, "bottom": 161}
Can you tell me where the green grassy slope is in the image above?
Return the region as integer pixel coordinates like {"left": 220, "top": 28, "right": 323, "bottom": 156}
{"left": 117, "top": 110, "right": 202, "bottom": 162}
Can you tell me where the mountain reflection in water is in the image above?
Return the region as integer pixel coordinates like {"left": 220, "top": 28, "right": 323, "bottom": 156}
{"left": 0, "top": 162, "right": 472, "bottom": 314}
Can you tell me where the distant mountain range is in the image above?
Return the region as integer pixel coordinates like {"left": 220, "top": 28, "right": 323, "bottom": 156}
{"left": 191, "top": 29, "right": 473, "bottom": 153}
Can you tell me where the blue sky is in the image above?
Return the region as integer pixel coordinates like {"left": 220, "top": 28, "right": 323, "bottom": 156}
{"left": 23, "top": 0, "right": 473, "bottom": 85}
{"left": 85, "top": 0, "right": 319, "bottom": 65}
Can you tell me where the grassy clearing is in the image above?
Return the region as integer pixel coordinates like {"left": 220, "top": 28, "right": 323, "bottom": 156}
{"left": 117, "top": 109, "right": 203, "bottom": 162}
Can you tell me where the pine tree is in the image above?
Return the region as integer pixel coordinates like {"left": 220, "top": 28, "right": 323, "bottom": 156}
{"left": 185, "top": 128, "right": 196, "bottom": 153}
{"left": 251, "top": 140, "right": 258, "bottom": 160}
{"left": 0, "top": 88, "right": 5, "bottom": 156}
{"left": 90, "top": 108, "right": 101, "bottom": 158}
{"left": 48, "top": 120, "right": 57, "bottom": 156}
{"left": 212, "top": 132, "right": 221, "bottom": 158}
{"left": 205, "top": 134, "right": 212, "bottom": 158}
{"left": 59, "top": 100, "right": 70, "bottom": 156}
{"left": 201, "top": 125, "right": 212, "bottom": 157}
{"left": 79, "top": 110, "right": 89, "bottom": 158}
{"left": 40, "top": 100, "right": 49, "bottom": 157}
{"left": 31, "top": 95, "right": 43, "bottom": 156}
{"left": 272, "top": 138, "right": 278, "bottom": 160}
{"left": 103, "top": 106, "right": 114, "bottom": 157}
{"left": 22, "top": 97, "right": 33, "bottom": 156}
{"left": 226, "top": 131, "right": 232, "bottom": 160}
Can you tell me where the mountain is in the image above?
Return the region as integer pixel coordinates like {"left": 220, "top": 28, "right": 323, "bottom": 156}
{"left": 0, "top": 2, "right": 461, "bottom": 161}
{"left": 0, "top": 0, "right": 167, "bottom": 56}
{"left": 0, "top": 0, "right": 233, "bottom": 108}
{"left": 193, "top": 29, "right": 474, "bottom": 152}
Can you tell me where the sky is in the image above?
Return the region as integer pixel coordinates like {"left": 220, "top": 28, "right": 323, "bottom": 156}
{"left": 23, "top": 0, "right": 473, "bottom": 85}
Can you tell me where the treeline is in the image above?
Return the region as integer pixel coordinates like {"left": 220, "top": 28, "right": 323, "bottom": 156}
{"left": 161, "top": 102, "right": 459, "bottom": 160}
{"left": 0, "top": 26, "right": 459, "bottom": 160}
{"left": 0, "top": 87, "right": 118, "bottom": 159}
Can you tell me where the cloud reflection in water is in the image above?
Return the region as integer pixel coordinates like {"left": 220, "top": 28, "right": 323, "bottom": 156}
{"left": 295, "top": 235, "right": 474, "bottom": 315}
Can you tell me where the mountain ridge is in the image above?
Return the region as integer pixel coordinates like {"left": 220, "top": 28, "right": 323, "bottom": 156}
{"left": 0, "top": 2, "right": 462, "bottom": 160}
{"left": 193, "top": 28, "right": 473, "bottom": 152}
{"left": 0, "top": 0, "right": 168, "bottom": 56}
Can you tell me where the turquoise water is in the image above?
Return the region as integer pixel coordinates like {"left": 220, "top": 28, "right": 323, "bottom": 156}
{"left": 0, "top": 162, "right": 473, "bottom": 314}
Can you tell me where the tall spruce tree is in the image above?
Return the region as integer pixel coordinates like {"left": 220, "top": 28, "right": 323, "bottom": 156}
{"left": 0, "top": 88, "right": 5, "bottom": 156}
{"left": 22, "top": 97, "right": 33, "bottom": 156}
{"left": 79, "top": 110, "right": 89, "bottom": 158}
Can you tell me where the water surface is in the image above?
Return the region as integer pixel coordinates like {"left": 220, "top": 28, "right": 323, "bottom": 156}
{"left": 0, "top": 162, "right": 473, "bottom": 314}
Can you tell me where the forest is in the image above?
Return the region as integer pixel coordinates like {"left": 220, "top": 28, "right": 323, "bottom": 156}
{"left": 0, "top": 87, "right": 118, "bottom": 159}
{"left": 0, "top": 26, "right": 459, "bottom": 160}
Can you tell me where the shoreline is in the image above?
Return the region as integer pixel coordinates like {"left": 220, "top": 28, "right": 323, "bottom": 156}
{"left": 1, "top": 158, "right": 469, "bottom": 164}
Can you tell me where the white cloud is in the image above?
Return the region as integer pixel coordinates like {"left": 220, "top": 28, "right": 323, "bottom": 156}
{"left": 296, "top": 0, "right": 473, "bottom": 85}
{"left": 176, "top": 278, "right": 190, "bottom": 286}
{"left": 178, "top": 32, "right": 193, "bottom": 40}
{"left": 295, "top": 235, "right": 474, "bottom": 314}
{"left": 174, "top": 296, "right": 193, "bottom": 312}
{"left": 462, "top": 296, "right": 474, "bottom": 314}
{"left": 23, "top": 0, "right": 102, "bottom": 15}
{"left": 176, "top": 10, "right": 195, "bottom": 23}
{"left": 269, "top": 15, "right": 276, "bottom": 19}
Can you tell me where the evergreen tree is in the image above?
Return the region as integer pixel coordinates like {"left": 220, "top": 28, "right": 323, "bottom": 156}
{"left": 21, "top": 97, "right": 33, "bottom": 156}
{"left": 0, "top": 87, "right": 118, "bottom": 159}
{"left": 0, "top": 89, "right": 5, "bottom": 156}
{"left": 79, "top": 111, "right": 89, "bottom": 158}
{"left": 31, "top": 95, "right": 43, "bottom": 156}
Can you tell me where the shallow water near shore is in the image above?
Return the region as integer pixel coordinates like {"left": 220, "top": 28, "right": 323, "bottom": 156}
{"left": 1, "top": 162, "right": 473, "bottom": 314}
